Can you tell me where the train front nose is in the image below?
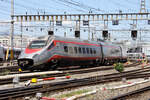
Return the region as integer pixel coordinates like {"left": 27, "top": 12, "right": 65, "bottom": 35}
{"left": 18, "top": 59, "right": 34, "bottom": 70}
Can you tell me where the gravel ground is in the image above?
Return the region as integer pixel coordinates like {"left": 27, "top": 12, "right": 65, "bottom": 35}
{"left": 127, "top": 90, "right": 150, "bottom": 100}
{"left": 77, "top": 78, "right": 150, "bottom": 100}
{"left": 27, "top": 78, "right": 150, "bottom": 100}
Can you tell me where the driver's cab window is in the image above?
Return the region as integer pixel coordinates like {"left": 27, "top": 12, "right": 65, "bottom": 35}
{"left": 47, "top": 42, "right": 54, "bottom": 50}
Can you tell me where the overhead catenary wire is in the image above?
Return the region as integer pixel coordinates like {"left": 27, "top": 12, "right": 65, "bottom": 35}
{"left": 70, "top": 0, "right": 102, "bottom": 12}
{"left": 0, "top": 0, "right": 144, "bottom": 16}
{"left": 53, "top": 0, "right": 87, "bottom": 13}
{"left": 57, "top": 0, "right": 107, "bottom": 13}
{"left": 57, "top": 0, "right": 96, "bottom": 12}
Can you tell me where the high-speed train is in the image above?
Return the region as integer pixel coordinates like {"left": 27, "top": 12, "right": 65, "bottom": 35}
{"left": 18, "top": 35, "right": 127, "bottom": 71}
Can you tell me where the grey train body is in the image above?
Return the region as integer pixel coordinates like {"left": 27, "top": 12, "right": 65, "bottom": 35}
{"left": 18, "top": 35, "right": 127, "bottom": 71}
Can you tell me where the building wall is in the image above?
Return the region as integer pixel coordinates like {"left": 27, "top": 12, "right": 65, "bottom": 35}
{"left": 0, "top": 35, "right": 34, "bottom": 48}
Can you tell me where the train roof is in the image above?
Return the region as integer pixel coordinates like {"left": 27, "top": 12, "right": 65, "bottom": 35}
{"left": 50, "top": 35, "right": 100, "bottom": 44}
{"left": 35, "top": 35, "right": 119, "bottom": 47}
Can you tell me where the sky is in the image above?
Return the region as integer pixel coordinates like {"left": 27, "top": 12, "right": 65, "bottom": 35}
{"left": 0, "top": 0, "right": 150, "bottom": 42}
{"left": 0, "top": 0, "right": 146, "bottom": 20}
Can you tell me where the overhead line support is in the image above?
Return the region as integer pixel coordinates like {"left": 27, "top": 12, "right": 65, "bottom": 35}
{"left": 10, "top": 0, "right": 14, "bottom": 60}
{"left": 14, "top": 13, "right": 150, "bottom": 22}
{"left": 140, "top": 0, "right": 146, "bottom": 13}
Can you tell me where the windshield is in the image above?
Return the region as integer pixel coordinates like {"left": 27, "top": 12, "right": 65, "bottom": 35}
{"left": 28, "top": 40, "right": 46, "bottom": 49}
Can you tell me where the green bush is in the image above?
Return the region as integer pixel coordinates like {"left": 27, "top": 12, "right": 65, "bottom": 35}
{"left": 65, "top": 73, "right": 70, "bottom": 76}
{"left": 114, "top": 63, "right": 124, "bottom": 73}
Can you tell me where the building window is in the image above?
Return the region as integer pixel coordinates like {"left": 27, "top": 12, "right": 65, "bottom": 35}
{"left": 47, "top": 42, "right": 54, "bottom": 50}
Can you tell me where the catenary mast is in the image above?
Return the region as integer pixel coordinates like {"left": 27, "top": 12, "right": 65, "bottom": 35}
{"left": 10, "top": 0, "right": 14, "bottom": 60}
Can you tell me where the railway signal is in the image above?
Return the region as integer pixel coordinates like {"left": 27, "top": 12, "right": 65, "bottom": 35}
{"left": 112, "top": 20, "right": 119, "bottom": 25}
{"left": 48, "top": 30, "right": 54, "bottom": 35}
{"left": 83, "top": 20, "right": 89, "bottom": 26}
{"left": 102, "top": 30, "right": 108, "bottom": 40}
{"left": 131, "top": 30, "right": 137, "bottom": 40}
{"left": 56, "top": 21, "right": 62, "bottom": 26}
{"left": 75, "top": 31, "right": 80, "bottom": 38}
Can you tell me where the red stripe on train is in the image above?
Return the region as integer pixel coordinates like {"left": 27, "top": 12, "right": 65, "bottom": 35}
{"left": 47, "top": 55, "right": 100, "bottom": 62}
{"left": 47, "top": 55, "right": 124, "bottom": 63}
{"left": 25, "top": 48, "right": 42, "bottom": 54}
{"left": 54, "top": 40, "right": 118, "bottom": 48}
{"left": 54, "top": 40, "right": 100, "bottom": 47}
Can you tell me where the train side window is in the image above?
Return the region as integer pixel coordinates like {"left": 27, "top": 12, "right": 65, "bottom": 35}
{"left": 79, "top": 47, "right": 82, "bottom": 53}
{"left": 93, "top": 48, "right": 96, "bottom": 54}
{"left": 90, "top": 48, "right": 93, "bottom": 54}
{"left": 47, "top": 42, "right": 54, "bottom": 50}
{"left": 64, "top": 46, "right": 68, "bottom": 52}
{"left": 82, "top": 48, "right": 86, "bottom": 54}
{"left": 74, "top": 47, "right": 78, "bottom": 53}
{"left": 86, "top": 48, "right": 89, "bottom": 54}
{"left": 69, "top": 47, "right": 73, "bottom": 54}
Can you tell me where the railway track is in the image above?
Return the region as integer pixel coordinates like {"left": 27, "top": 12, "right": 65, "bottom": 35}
{"left": 0, "top": 61, "right": 18, "bottom": 72}
{"left": 0, "top": 66, "right": 18, "bottom": 75}
{"left": 107, "top": 85, "right": 150, "bottom": 100}
{"left": 0, "top": 62, "right": 141, "bottom": 85}
{"left": 0, "top": 65, "right": 150, "bottom": 100}
{"left": 0, "top": 61, "right": 140, "bottom": 75}
{"left": 0, "top": 61, "right": 139, "bottom": 75}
